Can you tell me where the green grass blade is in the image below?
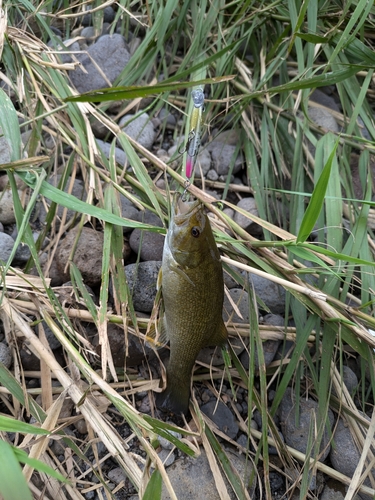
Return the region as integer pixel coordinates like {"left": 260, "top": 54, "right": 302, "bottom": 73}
{"left": 16, "top": 171, "right": 162, "bottom": 231}
{"left": 296, "top": 134, "right": 339, "bottom": 243}
{"left": 15, "top": 448, "right": 67, "bottom": 483}
{"left": 64, "top": 76, "right": 234, "bottom": 102}
{"left": 142, "top": 470, "right": 162, "bottom": 500}
{"left": 0, "top": 415, "right": 49, "bottom": 435}
{"left": 0, "top": 440, "right": 33, "bottom": 500}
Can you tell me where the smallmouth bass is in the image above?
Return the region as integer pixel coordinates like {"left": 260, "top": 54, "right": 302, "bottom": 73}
{"left": 154, "top": 193, "right": 228, "bottom": 415}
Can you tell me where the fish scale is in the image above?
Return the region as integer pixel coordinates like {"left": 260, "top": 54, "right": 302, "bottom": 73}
{"left": 155, "top": 193, "right": 228, "bottom": 415}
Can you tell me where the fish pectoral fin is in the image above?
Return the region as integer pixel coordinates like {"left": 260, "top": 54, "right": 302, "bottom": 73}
{"left": 145, "top": 315, "right": 169, "bottom": 349}
{"left": 171, "top": 263, "right": 195, "bottom": 287}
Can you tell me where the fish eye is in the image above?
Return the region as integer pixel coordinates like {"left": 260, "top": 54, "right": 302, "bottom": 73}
{"left": 191, "top": 227, "right": 200, "bottom": 238}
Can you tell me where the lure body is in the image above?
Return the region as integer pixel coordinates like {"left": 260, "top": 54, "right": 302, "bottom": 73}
{"left": 185, "top": 87, "right": 204, "bottom": 179}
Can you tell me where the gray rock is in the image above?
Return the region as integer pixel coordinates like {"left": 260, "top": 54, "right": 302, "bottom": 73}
{"left": 200, "top": 400, "right": 238, "bottom": 439}
{"left": 158, "top": 448, "right": 175, "bottom": 467}
{"left": 98, "top": 323, "right": 155, "bottom": 367}
{"left": 161, "top": 446, "right": 254, "bottom": 499}
{"left": 107, "top": 467, "right": 126, "bottom": 485}
{"left": 0, "top": 189, "right": 18, "bottom": 224}
{"left": 240, "top": 338, "right": 280, "bottom": 370}
{"left": 57, "top": 40, "right": 81, "bottom": 64}
{"left": 194, "top": 148, "right": 211, "bottom": 176}
{"left": 37, "top": 321, "right": 61, "bottom": 351}
{"left": 158, "top": 430, "right": 182, "bottom": 450}
{"left": 49, "top": 427, "right": 76, "bottom": 456}
{"left": 0, "top": 232, "right": 14, "bottom": 262}
{"left": 342, "top": 365, "right": 358, "bottom": 394}
{"left": 251, "top": 273, "right": 286, "bottom": 314}
{"left": 223, "top": 288, "right": 251, "bottom": 323}
{"left": 118, "top": 112, "right": 156, "bottom": 150}
{"left": 0, "top": 221, "right": 3, "bottom": 232}
{"left": 14, "top": 231, "right": 39, "bottom": 263}
{"left": 211, "top": 143, "right": 243, "bottom": 176}
{"left": 0, "top": 342, "right": 12, "bottom": 368}
{"left": 310, "top": 89, "right": 341, "bottom": 113}
{"left": 196, "top": 335, "right": 244, "bottom": 366}
{"left": 124, "top": 261, "right": 162, "bottom": 313}
{"left": 70, "top": 34, "right": 130, "bottom": 93}
{"left": 129, "top": 211, "right": 164, "bottom": 261}
{"left": 96, "top": 139, "right": 128, "bottom": 167}
{"left": 263, "top": 313, "right": 284, "bottom": 327}
{"left": 308, "top": 106, "right": 339, "bottom": 132}
{"left": 321, "top": 485, "right": 345, "bottom": 500}
{"left": 0, "top": 127, "right": 11, "bottom": 164}
{"left": 80, "top": 26, "right": 96, "bottom": 39}
{"left": 56, "top": 227, "right": 103, "bottom": 286}
{"left": 223, "top": 264, "right": 241, "bottom": 289}
{"left": 330, "top": 418, "right": 372, "bottom": 493}
{"left": 206, "top": 169, "right": 219, "bottom": 181}
{"left": 158, "top": 108, "right": 176, "bottom": 128}
{"left": 82, "top": 6, "right": 115, "bottom": 26}
{"left": 118, "top": 194, "right": 140, "bottom": 232}
{"left": 279, "top": 388, "right": 334, "bottom": 461}
{"left": 233, "top": 197, "right": 259, "bottom": 233}
{"left": 321, "top": 479, "right": 362, "bottom": 500}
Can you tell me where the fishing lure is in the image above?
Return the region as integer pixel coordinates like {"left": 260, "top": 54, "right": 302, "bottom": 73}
{"left": 185, "top": 86, "right": 204, "bottom": 179}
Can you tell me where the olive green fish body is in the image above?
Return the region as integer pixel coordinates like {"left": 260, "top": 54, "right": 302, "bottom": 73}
{"left": 156, "top": 195, "right": 227, "bottom": 415}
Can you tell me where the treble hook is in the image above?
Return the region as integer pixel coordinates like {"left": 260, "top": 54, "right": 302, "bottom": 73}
{"left": 181, "top": 179, "right": 191, "bottom": 201}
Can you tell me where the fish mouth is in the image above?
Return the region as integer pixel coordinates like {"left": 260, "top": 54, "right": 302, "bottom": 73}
{"left": 173, "top": 193, "right": 201, "bottom": 219}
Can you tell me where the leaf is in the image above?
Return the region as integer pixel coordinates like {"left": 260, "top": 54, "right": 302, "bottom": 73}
{"left": 297, "top": 136, "right": 339, "bottom": 243}
{"left": 252, "top": 65, "right": 367, "bottom": 97}
{"left": 142, "top": 470, "right": 162, "bottom": 500}
{"left": 0, "top": 415, "right": 50, "bottom": 435}
{"left": 14, "top": 448, "right": 67, "bottom": 483}
{"left": 0, "top": 440, "right": 33, "bottom": 500}
{"left": 64, "top": 76, "right": 235, "bottom": 103}
{"left": 0, "top": 88, "right": 22, "bottom": 162}
{"left": 16, "top": 171, "right": 164, "bottom": 232}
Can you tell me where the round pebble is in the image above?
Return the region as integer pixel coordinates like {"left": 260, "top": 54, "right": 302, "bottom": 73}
{"left": 279, "top": 387, "right": 334, "bottom": 461}
{"left": 200, "top": 400, "right": 239, "bottom": 439}
{"left": 129, "top": 211, "right": 164, "bottom": 261}
{"left": 0, "top": 232, "right": 15, "bottom": 262}
{"left": 0, "top": 342, "right": 12, "bottom": 368}
{"left": 118, "top": 112, "right": 156, "bottom": 150}
{"left": 233, "top": 197, "right": 259, "bottom": 233}
{"left": 56, "top": 226, "right": 104, "bottom": 286}
{"left": 0, "top": 189, "right": 18, "bottom": 224}
{"left": 124, "top": 261, "right": 162, "bottom": 313}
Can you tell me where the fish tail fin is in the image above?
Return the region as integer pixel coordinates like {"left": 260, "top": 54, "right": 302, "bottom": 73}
{"left": 155, "top": 378, "right": 190, "bottom": 415}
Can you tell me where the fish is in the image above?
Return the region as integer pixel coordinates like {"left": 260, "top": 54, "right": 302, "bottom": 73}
{"left": 154, "top": 193, "right": 228, "bottom": 415}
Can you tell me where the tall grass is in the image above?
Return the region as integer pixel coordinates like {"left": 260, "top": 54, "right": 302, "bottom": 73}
{"left": 1, "top": 0, "right": 375, "bottom": 498}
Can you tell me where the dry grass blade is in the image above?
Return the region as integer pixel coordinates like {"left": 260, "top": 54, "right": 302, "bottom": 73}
{"left": 0, "top": 297, "right": 143, "bottom": 489}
